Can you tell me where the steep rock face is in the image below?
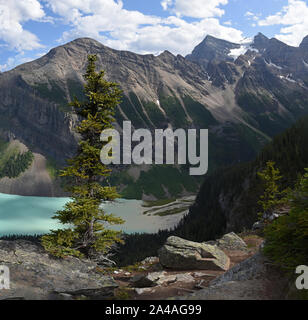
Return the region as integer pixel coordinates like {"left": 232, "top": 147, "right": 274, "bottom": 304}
{"left": 186, "top": 35, "right": 240, "bottom": 68}
{"left": 207, "top": 60, "right": 239, "bottom": 87}
{"left": 0, "top": 72, "right": 77, "bottom": 163}
{"left": 300, "top": 35, "right": 308, "bottom": 51}
{"left": 251, "top": 33, "right": 271, "bottom": 52}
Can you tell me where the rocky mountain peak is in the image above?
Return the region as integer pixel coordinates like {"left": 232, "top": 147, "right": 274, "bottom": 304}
{"left": 186, "top": 34, "right": 240, "bottom": 68}
{"left": 252, "top": 32, "right": 270, "bottom": 51}
{"left": 300, "top": 35, "right": 308, "bottom": 50}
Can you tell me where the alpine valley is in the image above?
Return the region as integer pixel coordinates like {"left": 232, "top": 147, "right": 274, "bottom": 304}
{"left": 1, "top": 32, "right": 308, "bottom": 200}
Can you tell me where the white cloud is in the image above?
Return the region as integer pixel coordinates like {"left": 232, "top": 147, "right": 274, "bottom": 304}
{"left": 0, "top": 0, "right": 245, "bottom": 70}
{"left": 258, "top": 0, "right": 308, "bottom": 46}
{"left": 244, "top": 11, "right": 260, "bottom": 22}
{"left": 43, "top": 0, "right": 243, "bottom": 56}
{"left": 245, "top": 11, "right": 254, "bottom": 17}
{"left": 161, "top": 0, "right": 173, "bottom": 11}
{"left": 0, "top": 52, "right": 35, "bottom": 71}
{"left": 0, "top": 0, "right": 45, "bottom": 51}
{"left": 160, "top": 0, "right": 228, "bottom": 19}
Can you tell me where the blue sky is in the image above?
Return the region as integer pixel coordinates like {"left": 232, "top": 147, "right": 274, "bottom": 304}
{"left": 1, "top": 0, "right": 308, "bottom": 71}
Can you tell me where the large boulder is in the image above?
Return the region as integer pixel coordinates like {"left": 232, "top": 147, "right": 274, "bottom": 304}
{"left": 215, "top": 232, "right": 248, "bottom": 251}
{"left": 0, "top": 240, "right": 118, "bottom": 300}
{"left": 158, "top": 236, "right": 230, "bottom": 271}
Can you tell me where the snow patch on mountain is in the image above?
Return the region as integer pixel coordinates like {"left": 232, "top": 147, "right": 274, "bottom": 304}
{"left": 279, "top": 75, "right": 296, "bottom": 83}
{"left": 228, "top": 46, "right": 248, "bottom": 60}
{"left": 228, "top": 39, "right": 259, "bottom": 60}
{"left": 264, "top": 59, "right": 283, "bottom": 70}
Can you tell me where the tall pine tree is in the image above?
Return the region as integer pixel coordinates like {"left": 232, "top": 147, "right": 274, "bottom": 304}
{"left": 42, "top": 55, "right": 124, "bottom": 259}
{"left": 257, "top": 161, "right": 288, "bottom": 220}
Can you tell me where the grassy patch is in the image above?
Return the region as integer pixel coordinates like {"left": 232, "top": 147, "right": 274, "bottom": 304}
{"left": 46, "top": 157, "right": 60, "bottom": 179}
{"left": 113, "top": 287, "right": 134, "bottom": 300}
{"left": 153, "top": 206, "right": 190, "bottom": 217}
{"left": 142, "top": 198, "right": 176, "bottom": 208}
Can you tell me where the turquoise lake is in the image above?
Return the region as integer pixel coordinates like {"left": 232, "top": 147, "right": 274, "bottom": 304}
{"left": 0, "top": 193, "right": 162, "bottom": 236}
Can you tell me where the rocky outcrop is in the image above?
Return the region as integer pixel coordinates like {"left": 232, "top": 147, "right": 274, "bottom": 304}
{"left": 211, "top": 232, "right": 248, "bottom": 251}
{"left": 158, "top": 236, "right": 230, "bottom": 271}
{"left": 131, "top": 271, "right": 178, "bottom": 288}
{"left": 179, "top": 253, "right": 288, "bottom": 300}
{"left": 0, "top": 240, "right": 117, "bottom": 300}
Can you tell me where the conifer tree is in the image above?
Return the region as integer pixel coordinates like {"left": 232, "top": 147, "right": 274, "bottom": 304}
{"left": 257, "top": 161, "right": 288, "bottom": 220}
{"left": 264, "top": 169, "right": 308, "bottom": 272}
{"left": 42, "top": 54, "right": 124, "bottom": 259}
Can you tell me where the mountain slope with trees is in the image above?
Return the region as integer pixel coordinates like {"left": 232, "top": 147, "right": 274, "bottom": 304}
{"left": 1, "top": 33, "right": 308, "bottom": 198}
{"left": 114, "top": 116, "right": 308, "bottom": 265}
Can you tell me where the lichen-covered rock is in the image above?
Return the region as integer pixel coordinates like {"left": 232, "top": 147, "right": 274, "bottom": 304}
{"left": 0, "top": 240, "right": 118, "bottom": 300}
{"left": 131, "top": 271, "right": 178, "bottom": 288}
{"left": 158, "top": 236, "right": 230, "bottom": 271}
{"left": 216, "top": 232, "right": 248, "bottom": 251}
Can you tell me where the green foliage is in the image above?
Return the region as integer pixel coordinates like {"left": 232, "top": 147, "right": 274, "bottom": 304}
{"left": 172, "top": 115, "right": 308, "bottom": 242}
{"left": 159, "top": 94, "right": 188, "bottom": 128}
{"left": 128, "top": 92, "right": 152, "bottom": 127}
{"left": 112, "top": 116, "right": 308, "bottom": 265}
{"left": 113, "top": 287, "right": 134, "bottom": 300}
{"left": 46, "top": 157, "right": 60, "bottom": 179}
{"left": 263, "top": 169, "right": 308, "bottom": 272}
{"left": 142, "top": 100, "right": 166, "bottom": 127}
{"left": 42, "top": 55, "right": 124, "bottom": 258}
{"left": 183, "top": 96, "right": 218, "bottom": 128}
{"left": 113, "top": 231, "right": 170, "bottom": 266}
{"left": 257, "top": 161, "right": 288, "bottom": 220}
{"left": 237, "top": 90, "right": 295, "bottom": 137}
{"left": 0, "top": 150, "right": 34, "bottom": 179}
{"left": 119, "top": 96, "right": 145, "bottom": 127}
{"left": 67, "top": 79, "right": 85, "bottom": 102}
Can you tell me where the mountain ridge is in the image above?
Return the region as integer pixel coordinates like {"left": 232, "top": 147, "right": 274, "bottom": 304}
{"left": 0, "top": 33, "right": 308, "bottom": 199}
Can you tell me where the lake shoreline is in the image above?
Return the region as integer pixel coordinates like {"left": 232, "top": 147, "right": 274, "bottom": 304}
{"left": 0, "top": 193, "right": 195, "bottom": 236}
